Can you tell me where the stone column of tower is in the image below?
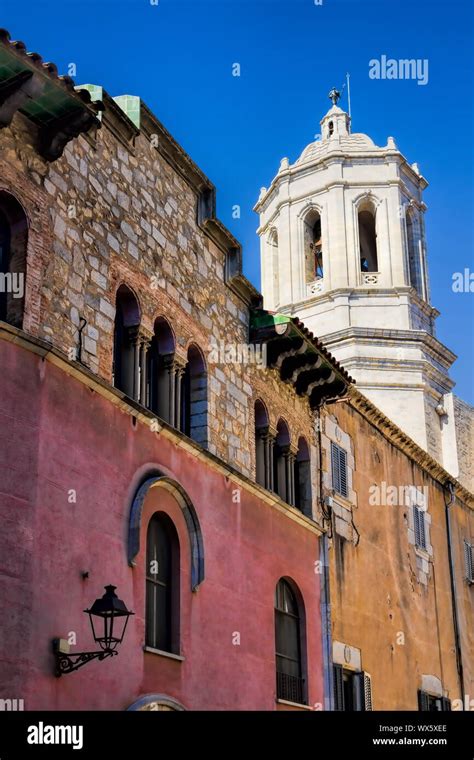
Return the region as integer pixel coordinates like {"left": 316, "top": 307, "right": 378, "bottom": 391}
{"left": 255, "top": 93, "right": 459, "bottom": 477}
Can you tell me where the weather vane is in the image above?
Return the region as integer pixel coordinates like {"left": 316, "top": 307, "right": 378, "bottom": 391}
{"left": 328, "top": 87, "right": 341, "bottom": 106}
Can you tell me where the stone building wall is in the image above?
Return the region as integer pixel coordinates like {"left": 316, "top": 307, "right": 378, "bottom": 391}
{"left": 0, "top": 102, "right": 316, "bottom": 480}
{"left": 454, "top": 395, "right": 474, "bottom": 493}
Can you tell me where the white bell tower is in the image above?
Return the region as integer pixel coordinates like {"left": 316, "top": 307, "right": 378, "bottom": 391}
{"left": 255, "top": 89, "right": 459, "bottom": 475}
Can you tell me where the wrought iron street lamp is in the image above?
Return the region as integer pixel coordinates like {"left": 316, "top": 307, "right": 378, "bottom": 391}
{"left": 53, "top": 585, "right": 134, "bottom": 677}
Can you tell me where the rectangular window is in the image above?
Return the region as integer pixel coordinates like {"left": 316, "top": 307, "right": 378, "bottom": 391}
{"left": 418, "top": 690, "right": 451, "bottom": 711}
{"left": 464, "top": 540, "right": 474, "bottom": 584}
{"left": 333, "top": 665, "right": 372, "bottom": 711}
{"left": 331, "top": 442, "right": 348, "bottom": 499}
{"left": 413, "top": 505, "right": 427, "bottom": 550}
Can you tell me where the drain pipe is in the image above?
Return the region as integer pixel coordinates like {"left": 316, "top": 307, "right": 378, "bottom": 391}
{"left": 316, "top": 407, "right": 334, "bottom": 711}
{"left": 444, "top": 481, "right": 465, "bottom": 706}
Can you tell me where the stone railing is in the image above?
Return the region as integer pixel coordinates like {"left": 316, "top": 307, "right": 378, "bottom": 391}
{"left": 361, "top": 272, "right": 380, "bottom": 286}
{"left": 307, "top": 278, "right": 324, "bottom": 296}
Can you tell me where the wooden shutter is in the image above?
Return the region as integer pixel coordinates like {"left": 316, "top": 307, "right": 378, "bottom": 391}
{"left": 331, "top": 442, "right": 340, "bottom": 493}
{"left": 353, "top": 672, "right": 373, "bottom": 711}
{"left": 414, "top": 506, "right": 427, "bottom": 550}
{"left": 333, "top": 664, "right": 345, "bottom": 711}
{"left": 464, "top": 541, "right": 474, "bottom": 583}
{"left": 418, "top": 689, "right": 430, "bottom": 711}
{"left": 364, "top": 672, "right": 373, "bottom": 710}
{"left": 331, "top": 443, "right": 348, "bottom": 499}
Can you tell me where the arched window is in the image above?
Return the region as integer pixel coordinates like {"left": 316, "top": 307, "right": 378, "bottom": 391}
{"left": 268, "top": 229, "right": 279, "bottom": 308}
{"left": 328, "top": 120, "right": 334, "bottom": 137}
{"left": 294, "top": 437, "right": 312, "bottom": 516}
{"left": 181, "top": 343, "right": 208, "bottom": 446}
{"left": 273, "top": 419, "right": 290, "bottom": 502}
{"left": 0, "top": 192, "right": 28, "bottom": 328}
{"left": 255, "top": 400, "right": 270, "bottom": 489}
{"left": 275, "top": 579, "right": 306, "bottom": 704}
{"left": 113, "top": 285, "right": 141, "bottom": 398}
{"left": 406, "top": 208, "right": 424, "bottom": 298}
{"left": 146, "top": 512, "right": 180, "bottom": 654}
{"left": 358, "top": 203, "right": 378, "bottom": 273}
{"left": 304, "top": 209, "right": 323, "bottom": 284}
{"left": 147, "top": 317, "right": 176, "bottom": 424}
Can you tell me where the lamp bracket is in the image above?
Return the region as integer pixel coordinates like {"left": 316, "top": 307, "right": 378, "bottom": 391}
{"left": 52, "top": 639, "right": 118, "bottom": 677}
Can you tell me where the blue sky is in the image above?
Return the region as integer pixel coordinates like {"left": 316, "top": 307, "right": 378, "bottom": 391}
{"left": 2, "top": 0, "right": 473, "bottom": 401}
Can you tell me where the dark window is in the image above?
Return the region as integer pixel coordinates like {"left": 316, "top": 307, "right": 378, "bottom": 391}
{"left": 464, "top": 540, "right": 474, "bottom": 584}
{"left": 418, "top": 690, "right": 451, "bottom": 711}
{"left": 147, "top": 316, "right": 176, "bottom": 424}
{"left": 146, "top": 513, "right": 180, "bottom": 654}
{"left": 0, "top": 193, "right": 28, "bottom": 328}
{"left": 359, "top": 206, "right": 378, "bottom": 272}
{"left": 328, "top": 120, "right": 334, "bottom": 136}
{"left": 255, "top": 400, "right": 270, "bottom": 489}
{"left": 181, "top": 344, "right": 208, "bottom": 446}
{"left": 413, "top": 505, "right": 427, "bottom": 550}
{"left": 331, "top": 442, "right": 348, "bottom": 498}
{"left": 113, "top": 285, "right": 140, "bottom": 398}
{"left": 273, "top": 419, "right": 290, "bottom": 502}
{"left": 304, "top": 210, "right": 323, "bottom": 284}
{"left": 333, "top": 665, "right": 372, "bottom": 711}
{"left": 294, "top": 437, "right": 311, "bottom": 516}
{"left": 275, "top": 579, "right": 306, "bottom": 704}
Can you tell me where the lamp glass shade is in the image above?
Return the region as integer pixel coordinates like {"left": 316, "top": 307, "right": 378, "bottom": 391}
{"left": 84, "top": 585, "right": 134, "bottom": 651}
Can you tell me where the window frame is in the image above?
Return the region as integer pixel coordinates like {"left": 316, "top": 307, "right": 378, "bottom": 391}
{"left": 145, "top": 512, "right": 180, "bottom": 655}
{"left": 331, "top": 442, "right": 348, "bottom": 499}
{"left": 274, "top": 579, "right": 307, "bottom": 706}
{"left": 413, "top": 505, "right": 427, "bottom": 551}
{"left": 464, "top": 540, "right": 474, "bottom": 584}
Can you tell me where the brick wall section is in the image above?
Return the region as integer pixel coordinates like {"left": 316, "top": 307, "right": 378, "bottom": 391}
{"left": 0, "top": 110, "right": 316, "bottom": 479}
{"left": 454, "top": 395, "right": 474, "bottom": 493}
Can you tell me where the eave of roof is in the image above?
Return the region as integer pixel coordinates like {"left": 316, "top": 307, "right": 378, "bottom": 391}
{"left": 250, "top": 309, "right": 354, "bottom": 407}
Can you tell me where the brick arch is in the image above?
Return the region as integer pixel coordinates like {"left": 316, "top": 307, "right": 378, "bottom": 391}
{"left": 0, "top": 183, "right": 47, "bottom": 335}
{"left": 128, "top": 471, "right": 204, "bottom": 591}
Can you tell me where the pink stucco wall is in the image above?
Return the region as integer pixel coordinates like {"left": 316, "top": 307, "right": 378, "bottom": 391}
{"left": 0, "top": 339, "right": 323, "bottom": 710}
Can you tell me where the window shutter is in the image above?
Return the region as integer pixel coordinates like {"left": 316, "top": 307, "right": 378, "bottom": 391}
{"left": 339, "top": 448, "right": 348, "bottom": 498}
{"left": 331, "top": 443, "right": 340, "bottom": 493}
{"left": 364, "top": 672, "right": 373, "bottom": 711}
{"left": 464, "top": 541, "right": 474, "bottom": 583}
{"left": 353, "top": 672, "right": 373, "bottom": 711}
{"left": 414, "top": 506, "right": 427, "bottom": 550}
{"left": 418, "top": 689, "right": 430, "bottom": 711}
{"left": 331, "top": 443, "right": 348, "bottom": 499}
{"left": 333, "top": 664, "right": 345, "bottom": 711}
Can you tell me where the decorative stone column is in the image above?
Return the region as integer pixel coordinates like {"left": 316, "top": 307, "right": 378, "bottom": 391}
{"left": 138, "top": 329, "right": 152, "bottom": 407}
{"left": 282, "top": 445, "right": 297, "bottom": 506}
{"left": 126, "top": 325, "right": 140, "bottom": 401}
{"left": 174, "top": 358, "right": 187, "bottom": 432}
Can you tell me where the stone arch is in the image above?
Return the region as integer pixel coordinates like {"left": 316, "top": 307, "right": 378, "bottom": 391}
{"left": 354, "top": 195, "right": 380, "bottom": 274}
{"left": 0, "top": 190, "right": 29, "bottom": 328}
{"left": 182, "top": 341, "right": 208, "bottom": 446}
{"left": 127, "top": 694, "right": 186, "bottom": 711}
{"left": 128, "top": 472, "right": 204, "bottom": 591}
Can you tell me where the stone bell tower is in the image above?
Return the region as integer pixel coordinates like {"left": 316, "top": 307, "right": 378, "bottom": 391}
{"left": 255, "top": 89, "right": 459, "bottom": 476}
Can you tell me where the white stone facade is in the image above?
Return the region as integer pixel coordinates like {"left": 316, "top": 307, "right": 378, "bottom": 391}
{"left": 255, "top": 101, "right": 464, "bottom": 478}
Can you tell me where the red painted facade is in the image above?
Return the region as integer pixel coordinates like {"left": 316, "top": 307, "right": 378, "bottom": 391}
{"left": 0, "top": 338, "right": 323, "bottom": 710}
